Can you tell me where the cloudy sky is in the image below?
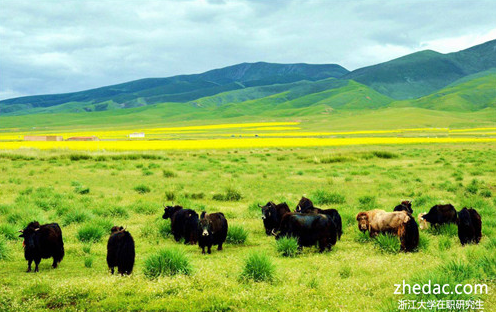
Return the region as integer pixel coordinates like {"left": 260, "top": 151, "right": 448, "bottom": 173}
{"left": 1, "top": 0, "right": 496, "bottom": 100}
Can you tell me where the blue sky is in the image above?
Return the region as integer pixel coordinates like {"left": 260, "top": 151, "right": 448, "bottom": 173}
{"left": 1, "top": 0, "right": 496, "bottom": 100}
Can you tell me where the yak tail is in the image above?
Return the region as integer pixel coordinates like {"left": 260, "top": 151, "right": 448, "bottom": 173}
{"left": 334, "top": 214, "right": 343, "bottom": 240}
{"left": 401, "top": 217, "right": 419, "bottom": 252}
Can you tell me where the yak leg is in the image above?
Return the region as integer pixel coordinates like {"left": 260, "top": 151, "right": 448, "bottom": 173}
{"left": 34, "top": 258, "right": 41, "bottom": 273}
{"left": 217, "top": 243, "right": 223, "bottom": 251}
{"left": 201, "top": 246, "right": 205, "bottom": 254}
{"left": 52, "top": 257, "right": 58, "bottom": 268}
{"left": 110, "top": 267, "right": 115, "bottom": 274}
{"left": 207, "top": 245, "right": 211, "bottom": 254}
{"left": 27, "top": 259, "right": 32, "bottom": 273}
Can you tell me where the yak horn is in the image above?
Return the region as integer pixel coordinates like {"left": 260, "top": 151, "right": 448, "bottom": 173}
{"left": 18, "top": 230, "right": 23, "bottom": 233}
{"left": 271, "top": 229, "right": 278, "bottom": 236}
{"left": 258, "top": 203, "right": 262, "bottom": 208}
{"left": 34, "top": 228, "right": 40, "bottom": 231}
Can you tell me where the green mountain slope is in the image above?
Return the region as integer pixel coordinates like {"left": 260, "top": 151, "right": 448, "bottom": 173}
{"left": 0, "top": 62, "right": 348, "bottom": 115}
{"left": 345, "top": 39, "right": 496, "bottom": 99}
{"left": 393, "top": 71, "right": 496, "bottom": 111}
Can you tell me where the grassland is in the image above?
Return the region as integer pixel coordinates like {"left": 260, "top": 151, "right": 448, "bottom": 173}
{"left": 0, "top": 142, "right": 495, "bottom": 312}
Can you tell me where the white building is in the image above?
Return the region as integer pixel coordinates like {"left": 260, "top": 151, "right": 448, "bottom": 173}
{"left": 129, "top": 132, "right": 145, "bottom": 138}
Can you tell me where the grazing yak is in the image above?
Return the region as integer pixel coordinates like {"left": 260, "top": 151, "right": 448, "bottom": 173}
{"left": 356, "top": 210, "right": 419, "bottom": 251}
{"left": 394, "top": 201, "right": 413, "bottom": 214}
{"left": 163, "top": 205, "right": 199, "bottom": 244}
{"left": 19, "top": 221, "right": 64, "bottom": 272}
{"left": 260, "top": 201, "right": 291, "bottom": 235}
{"left": 295, "top": 197, "right": 343, "bottom": 240}
{"left": 418, "top": 204, "right": 457, "bottom": 229}
{"left": 107, "top": 226, "right": 135, "bottom": 275}
{"left": 276, "top": 212, "right": 337, "bottom": 252}
{"left": 457, "top": 208, "right": 482, "bottom": 245}
{"left": 198, "top": 212, "right": 228, "bottom": 254}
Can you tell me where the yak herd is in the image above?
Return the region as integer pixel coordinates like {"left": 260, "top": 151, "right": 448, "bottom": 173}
{"left": 17, "top": 197, "right": 482, "bottom": 274}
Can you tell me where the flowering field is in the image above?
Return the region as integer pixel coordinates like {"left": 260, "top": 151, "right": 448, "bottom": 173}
{"left": 1, "top": 122, "right": 496, "bottom": 151}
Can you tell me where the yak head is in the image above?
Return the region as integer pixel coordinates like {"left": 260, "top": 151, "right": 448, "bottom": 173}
{"left": 162, "top": 205, "right": 182, "bottom": 219}
{"left": 296, "top": 196, "right": 313, "bottom": 213}
{"left": 110, "top": 226, "right": 124, "bottom": 234}
{"left": 259, "top": 202, "right": 276, "bottom": 220}
{"left": 418, "top": 213, "right": 429, "bottom": 230}
{"left": 356, "top": 212, "right": 369, "bottom": 233}
{"left": 19, "top": 221, "right": 41, "bottom": 249}
{"left": 199, "top": 212, "right": 212, "bottom": 237}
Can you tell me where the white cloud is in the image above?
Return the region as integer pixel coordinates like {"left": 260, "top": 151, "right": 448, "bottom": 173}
{"left": 1, "top": 0, "right": 496, "bottom": 100}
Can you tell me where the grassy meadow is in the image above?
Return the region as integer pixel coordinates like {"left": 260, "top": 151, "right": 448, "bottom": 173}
{"left": 0, "top": 142, "right": 495, "bottom": 311}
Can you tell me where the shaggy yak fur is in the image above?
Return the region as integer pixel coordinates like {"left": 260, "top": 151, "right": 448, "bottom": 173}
{"left": 162, "top": 205, "right": 199, "bottom": 244}
{"left": 19, "top": 221, "right": 64, "bottom": 272}
{"left": 198, "top": 212, "right": 228, "bottom": 254}
{"left": 356, "top": 209, "right": 419, "bottom": 252}
{"left": 456, "top": 208, "right": 482, "bottom": 245}
{"left": 260, "top": 201, "right": 291, "bottom": 235}
{"left": 107, "top": 226, "right": 135, "bottom": 275}
{"left": 295, "top": 197, "right": 343, "bottom": 240}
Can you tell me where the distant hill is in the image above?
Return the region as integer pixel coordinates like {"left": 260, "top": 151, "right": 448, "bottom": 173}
{"left": 393, "top": 70, "right": 496, "bottom": 111}
{"left": 345, "top": 39, "right": 496, "bottom": 99}
{"left": 0, "top": 62, "right": 348, "bottom": 115}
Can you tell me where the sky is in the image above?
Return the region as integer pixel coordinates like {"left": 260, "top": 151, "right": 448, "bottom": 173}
{"left": 1, "top": 0, "right": 496, "bottom": 101}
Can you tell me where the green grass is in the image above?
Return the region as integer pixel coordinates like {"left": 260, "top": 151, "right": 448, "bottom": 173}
{"left": 275, "top": 237, "right": 299, "bottom": 257}
{"left": 240, "top": 252, "right": 275, "bottom": 282}
{"left": 226, "top": 225, "right": 248, "bottom": 244}
{"left": 143, "top": 248, "right": 191, "bottom": 279}
{"left": 0, "top": 144, "right": 495, "bottom": 311}
{"left": 374, "top": 233, "right": 401, "bottom": 254}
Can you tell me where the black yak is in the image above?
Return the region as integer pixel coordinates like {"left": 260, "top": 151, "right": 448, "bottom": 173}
{"left": 163, "top": 205, "right": 199, "bottom": 244}
{"left": 457, "top": 208, "right": 482, "bottom": 245}
{"left": 394, "top": 201, "right": 413, "bottom": 214}
{"left": 419, "top": 204, "right": 457, "bottom": 229}
{"left": 107, "top": 226, "right": 135, "bottom": 275}
{"left": 19, "top": 221, "right": 64, "bottom": 272}
{"left": 198, "top": 212, "right": 228, "bottom": 254}
{"left": 295, "top": 197, "right": 342, "bottom": 240}
{"left": 260, "top": 201, "right": 290, "bottom": 236}
{"left": 276, "top": 212, "right": 337, "bottom": 253}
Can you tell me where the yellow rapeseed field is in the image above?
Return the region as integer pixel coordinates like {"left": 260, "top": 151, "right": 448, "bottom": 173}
{"left": 1, "top": 137, "right": 495, "bottom": 151}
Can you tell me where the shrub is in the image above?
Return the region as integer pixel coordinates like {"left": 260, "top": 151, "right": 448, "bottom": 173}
{"left": 0, "top": 224, "right": 18, "bottom": 240}
{"left": 227, "top": 225, "right": 248, "bottom": 244}
{"left": 134, "top": 184, "right": 151, "bottom": 194}
{"left": 224, "top": 186, "right": 242, "bottom": 201}
{"left": 276, "top": 237, "right": 299, "bottom": 257}
{"left": 374, "top": 233, "right": 401, "bottom": 254}
{"left": 77, "top": 224, "right": 105, "bottom": 242}
{"left": 241, "top": 252, "right": 275, "bottom": 282}
{"left": 311, "top": 189, "right": 346, "bottom": 205}
{"left": 143, "top": 248, "right": 191, "bottom": 279}
{"left": 162, "top": 169, "right": 177, "bottom": 178}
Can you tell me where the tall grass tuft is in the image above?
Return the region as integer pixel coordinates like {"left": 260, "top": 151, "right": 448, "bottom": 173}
{"left": 0, "top": 224, "right": 18, "bottom": 240}
{"left": 77, "top": 224, "right": 105, "bottom": 243}
{"left": 134, "top": 184, "right": 151, "bottom": 194}
{"left": 311, "top": 189, "right": 346, "bottom": 205}
{"left": 438, "top": 236, "right": 452, "bottom": 251}
{"left": 276, "top": 237, "right": 299, "bottom": 257}
{"left": 63, "top": 209, "right": 92, "bottom": 225}
{"left": 374, "top": 233, "right": 401, "bottom": 254}
{"left": 354, "top": 231, "right": 372, "bottom": 243}
{"left": 0, "top": 239, "right": 8, "bottom": 260}
{"left": 428, "top": 223, "right": 458, "bottom": 237}
{"left": 227, "top": 225, "right": 248, "bottom": 244}
{"left": 157, "top": 221, "right": 172, "bottom": 238}
{"left": 241, "top": 252, "right": 275, "bottom": 282}
{"left": 143, "top": 248, "right": 191, "bottom": 279}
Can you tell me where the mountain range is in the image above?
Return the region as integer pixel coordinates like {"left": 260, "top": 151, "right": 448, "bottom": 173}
{"left": 1, "top": 39, "right": 496, "bottom": 120}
